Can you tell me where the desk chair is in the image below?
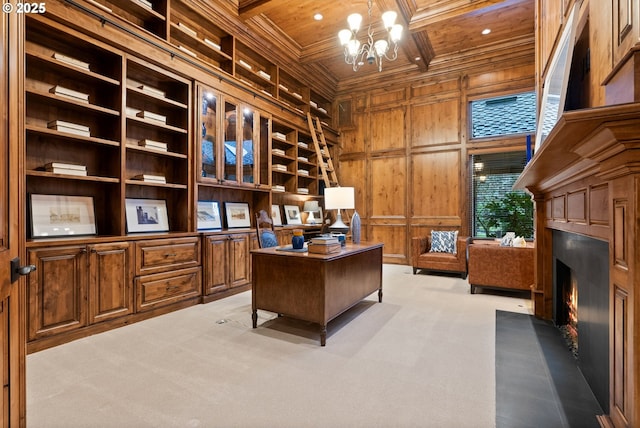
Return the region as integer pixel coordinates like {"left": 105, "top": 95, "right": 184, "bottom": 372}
{"left": 256, "top": 209, "right": 279, "bottom": 248}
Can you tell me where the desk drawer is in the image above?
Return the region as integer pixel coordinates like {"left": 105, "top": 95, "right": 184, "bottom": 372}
{"left": 135, "top": 267, "right": 201, "bottom": 312}
{"left": 136, "top": 237, "right": 201, "bottom": 275}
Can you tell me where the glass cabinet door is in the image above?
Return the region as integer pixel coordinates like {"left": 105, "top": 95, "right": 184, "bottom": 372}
{"left": 240, "top": 107, "right": 255, "bottom": 184}
{"left": 223, "top": 99, "right": 238, "bottom": 181}
{"left": 200, "top": 88, "right": 218, "bottom": 179}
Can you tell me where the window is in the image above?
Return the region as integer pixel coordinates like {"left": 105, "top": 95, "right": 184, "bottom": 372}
{"left": 471, "top": 151, "right": 533, "bottom": 239}
{"left": 470, "top": 92, "right": 536, "bottom": 139}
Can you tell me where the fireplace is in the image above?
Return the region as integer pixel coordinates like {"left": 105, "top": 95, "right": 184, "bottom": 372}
{"left": 553, "top": 230, "right": 609, "bottom": 412}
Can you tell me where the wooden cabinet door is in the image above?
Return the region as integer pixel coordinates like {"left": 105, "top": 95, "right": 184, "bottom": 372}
{"left": 203, "top": 235, "right": 231, "bottom": 295}
{"left": 27, "top": 246, "right": 88, "bottom": 341}
{"left": 88, "top": 242, "right": 133, "bottom": 324}
{"left": 228, "top": 233, "right": 250, "bottom": 289}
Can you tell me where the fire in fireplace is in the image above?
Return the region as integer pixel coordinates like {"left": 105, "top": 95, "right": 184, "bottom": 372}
{"left": 556, "top": 260, "right": 578, "bottom": 359}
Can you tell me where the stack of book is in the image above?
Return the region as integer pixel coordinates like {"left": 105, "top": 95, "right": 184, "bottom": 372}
{"left": 177, "top": 22, "right": 196, "bottom": 37}
{"left": 178, "top": 45, "right": 197, "bottom": 57}
{"left": 297, "top": 169, "right": 309, "bottom": 176}
{"left": 308, "top": 236, "right": 341, "bottom": 254}
{"left": 272, "top": 164, "right": 287, "bottom": 171}
{"left": 137, "top": 84, "right": 165, "bottom": 98}
{"left": 272, "top": 184, "right": 285, "bottom": 192}
{"left": 297, "top": 141, "right": 308, "bottom": 149}
{"left": 297, "top": 156, "right": 308, "bottom": 163}
{"left": 272, "top": 148, "right": 285, "bottom": 156}
{"left": 204, "top": 38, "right": 221, "bottom": 51}
{"left": 139, "top": 139, "right": 167, "bottom": 151}
{"left": 136, "top": 110, "right": 166, "bottom": 124}
{"left": 133, "top": 174, "right": 166, "bottom": 184}
{"left": 273, "top": 132, "right": 287, "bottom": 141}
{"left": 52, "top": 52, "right": 90, "bottom": 70}
{"left": 257, "top": 70, "right": 271, "bottom": 80}
{"left": 49, "top": 85, "right": 89, "bottom": 103}
{"left": 297, "top": 188, "right": 309, "bottom": 194}
{"left": 44, "top": 162, "right": 87, "bottom": 176}
{"left": 47, "top": 120, "right": 90, "bottom": 137}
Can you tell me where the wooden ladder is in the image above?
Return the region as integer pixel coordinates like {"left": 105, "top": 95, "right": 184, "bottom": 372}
{"left": 307, "top": 112, "right": 338, "bottom": 189}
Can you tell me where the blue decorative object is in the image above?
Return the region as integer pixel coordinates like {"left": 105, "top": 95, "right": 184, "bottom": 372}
{"left": 260, "top": 230, "right": 278, "bottom": 248}
{"left": 292, "top": 229, "right": 305, "bottom": 249}
{"left": 351, "top": 210, "right": 361, "bottom": 244}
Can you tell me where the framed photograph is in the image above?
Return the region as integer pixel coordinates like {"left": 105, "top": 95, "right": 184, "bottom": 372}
{"left": 125, "top": 198, "right": 169, "bottom": 233}
{"left": 225, "top": 202, "right": 251, "bottom": 228}
{"left": 30, "top": 194, "right": 97, "bottom": 238}
{"left": 197, "top": 200, "right": 222, "bottom": 230}
{"left": 284, "top": 204, "right": 302, "bottom": 225}
{"left": 271, "top": 204, "right": 283, "bottom": 226}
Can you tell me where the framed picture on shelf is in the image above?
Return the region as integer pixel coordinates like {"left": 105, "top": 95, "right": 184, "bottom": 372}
{"left": 125, "top": 198, "right": 169, "bottom": 233}
{"left": 29, "top": 194, "right": 97, "bottom": 238}
{"left": 225, "top": 202, "right": 251, "bottom": 228}
{"left": 197, "top": 201, "right": 222, "bottom": 230}
{"left": 284, "top": 204, "right": 302, "bottom": 225}
{"left": 271, "top": 204, "right": 283, "bottom": 226}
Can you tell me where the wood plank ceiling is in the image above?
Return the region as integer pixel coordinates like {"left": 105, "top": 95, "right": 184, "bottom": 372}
{"left": 234, "top": 0, "right": 534, "bottom": 96}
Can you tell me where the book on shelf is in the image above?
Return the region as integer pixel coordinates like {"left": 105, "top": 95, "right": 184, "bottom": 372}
{"left": 257, "top": 70, "right": 271, "bottom": 80}
{"left": 137, "top": 84, "right": 165, "bottom": 98}
{"left": 272, "top": 132, "right": 287, "bottom": 140}
{"left": 136, "top": 110, "right": 166, "bottom": 124}
{"left": 139, "top": 139, "right": 168, "bottom": 151}
{"left": 203, "top": 38, "right": 221, "bottom": 51}
{"left": 297, "top": 169, "right": 309, "bottom": 176}
{"left": 272, "top": 148, "right": 285, "bottom": 156}
{"left": 133, "top": 174, "right": 166, "bottom": 183}
{"left": 238, "top": 59, "right": 252, "bottom": 70}
{"left": 318, "top": 107, "right": 328, "bottom": 114}
{"left": 52, "top": 52, "right": 90, "bottom": 70}
{"left": 47, "top": 120, "right": 90, "bottom": 132}
{"left": 49, "top": 86, "right": 89, "bottom": 102}
{"left": 292, "top": 92, "right": 303, "bottom": 100}
{"left": 310, "top": 236, "right": 340, "bottom": 245}
{"left": 278, "top": 84, "right": 288, "bottom": 91}
{"left": 297, "top": 156, "right": 308, "bottom": 162}
{"left": 273, "top": 164, "right": 287, "bottom": 171}
{"left": 297, "top": 141, "right": 308, "bottom": 149}
{"left": 133, "top": 0, "right": 152, "bottom": 10}
{"left": 177, "top": 22, "right": 197, "bottom": 37}
{"left": 45, "top": 167, "right": 88, "bottom": 176}
{"left": 298, "top": 188, "right": 309, "bottom": 194}
{"left": 178, "top": 45, "right": 197, "bottom": 57}
{"left": 310, "top": 100, "right": 318, "bottom": 108}
{"left": 272, "top": 185, "right": 285, "bottom": 192}
{"left": 44, "top": 162, "right": 86, "bottom": 171}
{"left": 308, "top": 243, "right": 341, "bottom": 254}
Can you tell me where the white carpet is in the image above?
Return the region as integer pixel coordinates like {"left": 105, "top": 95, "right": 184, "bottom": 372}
{"left": 27, "top": 264, "right": 532, "bottom": 428}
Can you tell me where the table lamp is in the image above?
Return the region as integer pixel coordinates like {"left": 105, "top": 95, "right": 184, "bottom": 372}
{"left": 324, "top": 187, "right": 354, "bottom": 231}
{"left": 303, "top": 200, "right": 320, "bottom": 224}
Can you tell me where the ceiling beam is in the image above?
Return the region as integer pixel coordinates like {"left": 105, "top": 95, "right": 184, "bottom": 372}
{"left": 409, "top": 0, "right": 503, "bottom": 32}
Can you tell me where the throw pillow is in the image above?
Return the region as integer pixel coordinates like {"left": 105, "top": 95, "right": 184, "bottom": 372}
{"left": 429, "top": 230, "right": 458, "bottom": 254}
{"left": 260, "top": 230, "right": 278, "bottom": 248}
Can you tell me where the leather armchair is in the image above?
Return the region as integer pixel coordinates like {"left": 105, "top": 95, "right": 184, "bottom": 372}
{"left": 412, "top": 235, "right": 470, "bottom": 279}
{"left": 467, "top": 240, "right": 534, "bottom": 294}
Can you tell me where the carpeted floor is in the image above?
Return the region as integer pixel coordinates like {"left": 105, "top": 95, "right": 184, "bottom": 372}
{"left": 26, "top": 264, "right": 596, "bottom": 427}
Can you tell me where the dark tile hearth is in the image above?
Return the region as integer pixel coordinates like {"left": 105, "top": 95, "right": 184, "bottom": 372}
{"left": 495, "top": 310, "right": 603, "bottom": 428}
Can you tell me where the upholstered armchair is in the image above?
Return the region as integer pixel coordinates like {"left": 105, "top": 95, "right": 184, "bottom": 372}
{"left": 412, "top": 232, "right": 470, "bottom": 279}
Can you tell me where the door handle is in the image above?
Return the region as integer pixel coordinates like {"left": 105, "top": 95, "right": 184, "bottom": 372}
{"left": 11, "top": 257, "right": 36, "bottom": 283}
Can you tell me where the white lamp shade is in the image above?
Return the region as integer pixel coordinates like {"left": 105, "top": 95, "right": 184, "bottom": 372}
{"left": 338, "top": 29, "right": 352, "bottom": 46}
{"left": 390, "top": 24, "right": 403, "bottom": 42}
{"left": 381, "top": 10, "right": 397, "bottom": 30}
{"left": 324, "top": 187, "right": 355, "bottom": 210}
{"left": 374, "top": 39, "right": 388, "bottom": 56}
{"left": 347, "top": 13, "right": 362, "bottom": 32}
{"left": 347, "top": 39, "right": 360, "bottom": 56}
{"left": 303, "top": 200, "right": 319, "bottom": 212}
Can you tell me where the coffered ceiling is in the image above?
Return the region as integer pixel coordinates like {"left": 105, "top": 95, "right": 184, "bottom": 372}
{"left": 234, "top": 0, "right": 535, "bottom": 92}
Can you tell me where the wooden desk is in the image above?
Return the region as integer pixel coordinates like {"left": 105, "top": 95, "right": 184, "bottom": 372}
{"left": 251, "top": 242, "right": 383, "bottom": 346}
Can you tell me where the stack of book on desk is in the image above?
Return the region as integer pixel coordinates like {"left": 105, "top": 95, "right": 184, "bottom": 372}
{"left": 307, "top": 236, "right": 341, "bottom": 254}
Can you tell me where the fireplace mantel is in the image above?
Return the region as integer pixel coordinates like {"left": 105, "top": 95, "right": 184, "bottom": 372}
{"left": 515, "top": 102, "right": 640, "bottom": 427}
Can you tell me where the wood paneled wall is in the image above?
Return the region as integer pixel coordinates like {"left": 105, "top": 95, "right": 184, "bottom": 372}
{"left": 335, "top": 59, "right": 535, "bottom": 264}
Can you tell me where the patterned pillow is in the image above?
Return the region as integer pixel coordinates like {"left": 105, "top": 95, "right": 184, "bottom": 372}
{"left": 429, "top": 230, "right": 458, "bottom": 254}
{"left": 260, "top": 230, "right": 279, "bottom": 248}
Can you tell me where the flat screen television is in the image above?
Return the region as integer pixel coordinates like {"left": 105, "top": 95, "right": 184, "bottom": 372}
{"left": 534, "top": 2, "right": 579, "bottom": 152}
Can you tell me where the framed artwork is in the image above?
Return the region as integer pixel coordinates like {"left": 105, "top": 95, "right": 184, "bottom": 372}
{"left": 197, "top": 200, "right": 222, "bottom": 230}
{"left": 271, "top": 204, "right": 283, "bottom": 226}
{"left": 30, "top": 194, "right": 97, "bottom": 238}
{"left": 225, "top": 202, "right": 251, "bottom": 228}
{"left": 125, "top": 198, "right": 169, "bottom": 233}
{"left": 284, "top": 204, "right": 302, "bottom": 225}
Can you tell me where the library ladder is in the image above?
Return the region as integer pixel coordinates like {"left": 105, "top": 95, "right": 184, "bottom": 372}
{"left": 307, "top": 112, "right": 338, "bottom": 189}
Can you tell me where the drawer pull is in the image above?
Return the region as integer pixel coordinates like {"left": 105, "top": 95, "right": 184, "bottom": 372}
{"left": 166, "top": 285, "right": 179, "bottom": 292}
{"left": 164, "top": 253, "right": 177, "bottom": 258}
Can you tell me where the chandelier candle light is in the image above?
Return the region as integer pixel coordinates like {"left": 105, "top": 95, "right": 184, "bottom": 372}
{"left": 338, "top": 0, "right": 403, "bottom": 72}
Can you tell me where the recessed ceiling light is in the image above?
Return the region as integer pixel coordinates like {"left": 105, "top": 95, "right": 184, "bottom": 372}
{"left": 314, "top": 13, "right": 323, "bottom": 21}
{"left": 482, "top": 28, "right": 491, "bottom": 35}
{"left": 414, "top": 56, "right": 421, "bottom": 61}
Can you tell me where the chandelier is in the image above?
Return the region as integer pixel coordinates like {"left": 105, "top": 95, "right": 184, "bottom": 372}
{"left": 337, "top": 0, "right": 403, "bottom": 72}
